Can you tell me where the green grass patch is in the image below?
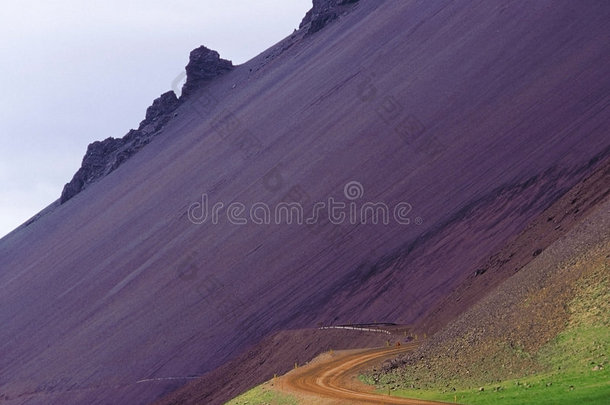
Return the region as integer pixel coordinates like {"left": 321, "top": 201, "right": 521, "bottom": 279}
{"left": 385, "top": 367, "right": 609, "bottom": 405}
{"left": 224, "top": 385, "right": 298, "bottom": 405}
{"left": 366, "top": 260, "right": 610, "bottom": 404}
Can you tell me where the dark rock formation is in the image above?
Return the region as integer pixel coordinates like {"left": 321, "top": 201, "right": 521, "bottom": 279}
{"left": 61, "top": 44, "right": 233, "bottom": 204}
{"left": 143, "top": 91, "right": 180, "bottom": 124}
{"left": 60, "top": 91, "right": 180, "bottom": 204}
{"left": 181, "top": 46, "right": 233, "bottom": 98}
{"left": 300, "top": 0, "right": 360, "bottom": 35}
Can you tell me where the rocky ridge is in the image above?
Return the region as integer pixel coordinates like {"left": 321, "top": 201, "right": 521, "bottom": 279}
{"left": 60, "top": 46, "right": 234, "bottom": 204}
{"left": 59, "top": 0, "right": 356, "bottom": 204}
{"left": 300, "top": 0, "right": 361, "bottom": 34}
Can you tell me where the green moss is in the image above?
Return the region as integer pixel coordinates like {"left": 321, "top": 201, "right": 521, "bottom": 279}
{"left": 370, "top": 261, "right": 610, "bottom": 404}
{"left": 224, "top": 385, "right": 298, "bottom": 405}
{"left": 388, "top": 368, "right": 609, "bottom": 405}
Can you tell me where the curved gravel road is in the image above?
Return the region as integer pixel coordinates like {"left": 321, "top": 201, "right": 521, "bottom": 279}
{"left": 281, "top": 344, "right": 449, "bottom": 404}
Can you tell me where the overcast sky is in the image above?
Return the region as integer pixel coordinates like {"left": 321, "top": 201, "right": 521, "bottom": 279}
{"left": 0, "top": 0, "right": 311, "bottom": 238}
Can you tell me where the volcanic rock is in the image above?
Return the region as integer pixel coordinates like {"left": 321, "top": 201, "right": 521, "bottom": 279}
{"left": 60, "top": 91, "right": 180, "bottom": 204}
{"left": 181, "top": 46, "right": 234, "bottom": 98}
{"left": 61, "top": 44, "right": 233, "bottom": 204}
{"left": 300, "top": 0, "right": 360, "bottom": 34}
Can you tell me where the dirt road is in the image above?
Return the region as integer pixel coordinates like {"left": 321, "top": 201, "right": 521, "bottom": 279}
{"left": 279, "top": 344, "right": 449, "bottom": 404}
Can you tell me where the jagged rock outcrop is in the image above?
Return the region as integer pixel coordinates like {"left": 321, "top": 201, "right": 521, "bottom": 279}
{"left": 300, "top": 0, "right": 360, "bottom": 34}
{"left": 60, "top": 91, "right": 180, "bottom": 204}
{"left": 181, "top": 46, "right": 234, "bottom": 98}
{"left": 143, "top": 91, "right": 180, "bottom": 125}
{"left": 61, "top": 45, "right": 233, "bottom": 204}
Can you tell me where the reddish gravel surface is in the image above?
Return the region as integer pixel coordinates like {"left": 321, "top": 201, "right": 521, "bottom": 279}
{"left": 419, "top": 155, "right": 610, "bottom": 334}
{"left": 276, "top": 345, "right": 449, "bottom": 404}
{"left": 381, "top": 188, "right": 610, "bottom": 391}
{"left": 1, "top": 1, "right": 609, "bottom": 404}
{"left": 155, "top": 325, "right": 410, "bottom": 405}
